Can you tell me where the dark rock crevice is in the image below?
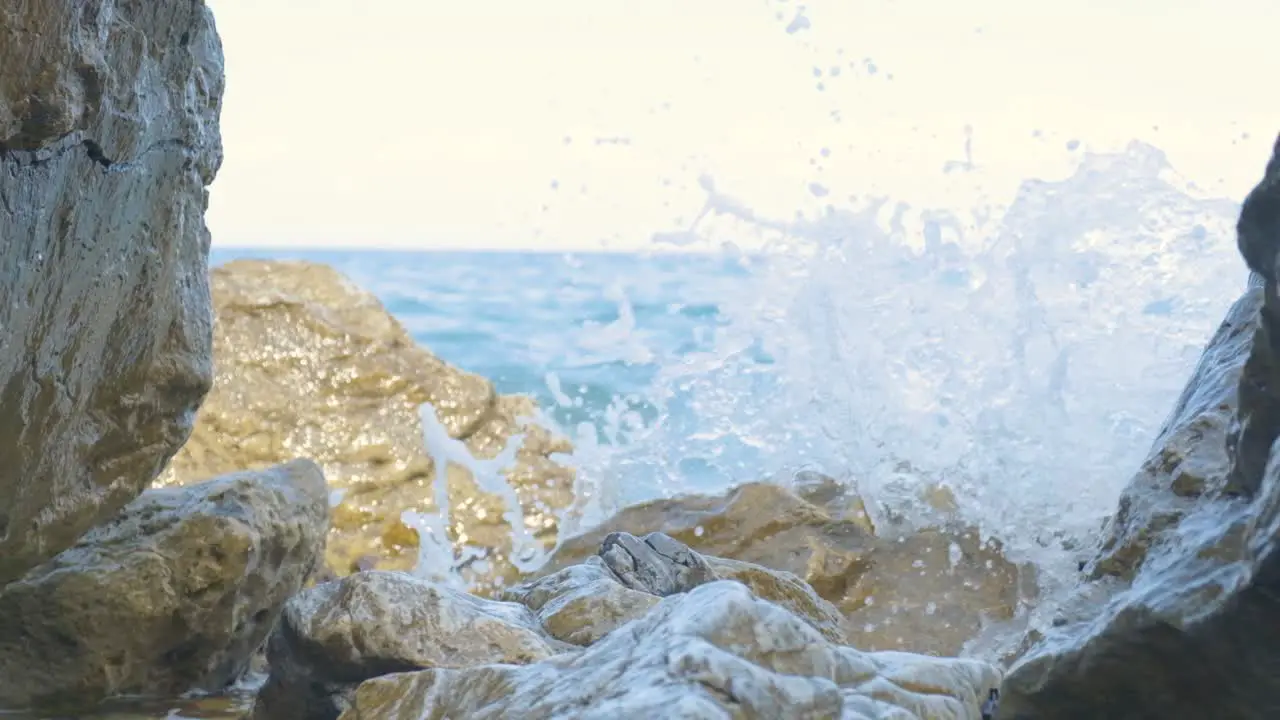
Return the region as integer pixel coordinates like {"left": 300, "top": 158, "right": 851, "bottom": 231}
{"left": 0, "top": 132, "right": 197, "bottom": 173}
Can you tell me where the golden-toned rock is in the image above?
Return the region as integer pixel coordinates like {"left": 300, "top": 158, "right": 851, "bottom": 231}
{"left": 0, "top": 460, "right": 328, "bottom": 712}
{"left": 0, "top": 0, "right": 224, "bottom": 585}
{"left": 159, "top": 259, "right": 575, "bottom": 591}
{"left": 839, "top": 527, "right": 1023, "bottom": 655}
{"left": 544, "top": 482, "right": 877, "bottom": 600}
{"left": 543, "top": 479, "right": 1026, "bottom": 656}
{"left": 703, "top": 555, "right": 848, "bottom": 644}
{"left": 501, "top": 557, "right": 661, "bottom": 647}
{"left": 252, "top": 570, "right": 563, "bottom": 720}
{"left": 504, "top": 535, "right": 846, "bottom": 646}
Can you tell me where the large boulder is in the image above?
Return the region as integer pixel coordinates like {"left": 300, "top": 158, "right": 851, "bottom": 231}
{"left": 0, "top": 1, "right": 224, "bottom": 584}
{"left": 998, "top": 138, "right": 1280, "bottom": 718}
{"left": 252, "top": 570, "right": 568, "bottom": 720}
{"left": 157, "top": 259, "right": 576, "bottom": 591}
{"left": 0, "top": 460, "right": 329, "bottom": 711}
{"left": 338, "top": 581, "right": 1001, "bottom": 720}
{"left": 543, "top": 479, "right": 1028, "bottom": 656}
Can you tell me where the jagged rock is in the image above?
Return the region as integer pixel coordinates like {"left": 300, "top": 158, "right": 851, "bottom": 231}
{"left": 252, "top": 569, "right": 563, "bottom": 720}
{"left": 337, "top": 581, "right": 1002, "bottom": 720}
{"left": 0, "top": 0, "right": 224, "bottom": 585}
{"left": 156, "top": 259, "right": 576, "bottom": 591}
{"left": 0, "top": 460, "right": 328, "bottom": 711}
{"left": 599, "top": 531, "right": 717, "bottom": 596}
{"left": 1089, "top": 288, "right": 1261, "bottom": 579}
{"left": 501, "top": 556, "right": 662, "bottom": 647}
{"left": 1228, "top": 136, "right": 1280, "bottom": 499}
{"left": 543, "top": 482, "right": 877, "bottom": 597}
{"left": 999, "top": 142, "right": 1280, "bottom": 718}
{"left": 544, "top": 480, "right": 1025, "bottom": 655}
{"left": 504, "top": 534, "right": 845, "bottom": 646}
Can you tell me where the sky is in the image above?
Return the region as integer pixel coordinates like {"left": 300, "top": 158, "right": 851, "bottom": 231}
{"left": 205, "top": 0, "right": 1280, "bottom": 250}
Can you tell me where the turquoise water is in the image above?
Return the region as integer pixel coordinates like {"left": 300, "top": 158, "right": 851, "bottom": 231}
{"left": 212, "top": 249, "right": 745, "bottom": 409}
{"left": 210, "top": 249, "right": 791, "bottom": 508}
{"left": 210, "top": 147, "right": 1248, "bottom": 572}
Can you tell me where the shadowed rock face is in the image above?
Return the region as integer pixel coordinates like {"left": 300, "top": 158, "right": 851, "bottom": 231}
{"left": 0, "top": 460, "right": 329, "bottom": 711}
{"left": 0, "top": 0, "right": 224, "bottom": 584}
{"left": 999, "top": 137, "right": 1280, "bottom": 719}
{"left": 158, "top": 260, "right": 576, "bottom": 591}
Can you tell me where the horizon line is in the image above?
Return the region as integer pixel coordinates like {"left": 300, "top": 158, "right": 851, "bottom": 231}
{"left": 209, "top": 245, "right": 749, "bottom": 256}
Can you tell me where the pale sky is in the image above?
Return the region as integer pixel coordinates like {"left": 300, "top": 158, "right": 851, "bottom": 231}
{"left": 206, "top": 0, "right": 1280, "bottom": 250}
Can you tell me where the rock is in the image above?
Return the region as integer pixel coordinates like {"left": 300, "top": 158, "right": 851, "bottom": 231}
{"left": 543, "top": 481, "right": 877, "bottom": 598}
{"left": 0, "top": 460, "right": 328, "bottom": 711}
{"left": 252, "top": 569, "right": 563, "bottom": 720}
{"left": 1235, "top": 133, "right": 1280, "bottom": 284}
{"left": 1229, "top": 136, "right": 1280, "bottom": 499}
{"left": 702, "top": 555, "right": 848, "bottom": 644}
{"left": 337, "top": 581, "right": 1002, "bottom": 720}
{"left": 1090, "top": 288, "right": 1261, "bottom": 579}
{"left": 501, "top": 556, "right": 662, "bottom": 647}
{"left": 504, "top": 533, "right": 845, "bottom": 646}
{"left": 0, "top": 0, "right": 224, "bottom": 584}
{"left": 999, "top": 144, "right": 1280, "bottom": 718}
{"left": 156, "top": 259, "right": 576, "bottom": 591}
{"left": 841, "top": 527, "right": 1026, "bottom": 656}
{"left": 599, "top": 531, "right": 717, "bottom": 596}
{"left": 543, "top": 480, "right": 1026, "bottom": 655}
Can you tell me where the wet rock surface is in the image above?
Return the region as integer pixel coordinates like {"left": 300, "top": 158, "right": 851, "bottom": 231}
{"left": 0, "top": 460, "right": 328, "bottom": 711}
{"left": 598, "top": 530, "right": 717, "bottom": 596}
{"left": 507, "top": 532, "right": 846, "bottom": 646}
{"left": 501, "top": 556, "right": 662, "bottom": 647}
{"left": 158, "top": 259, "right": 576, "bottom": 590}
{"left": 337, "top": 581, "right": 1001, "bottom": 720}
{"left": 255, "top": 533, "right": 1000, "bottom": 720}
{"left": 0, "top": 0, "right": 224, "bottom": 585}
{"left": 543, "top": 480, "right": 1026, "bottom": 656}
{"left": 252, "top": 569, "right": 562, "bottom": 720}
{"left": 999, "top": 137, "right": 1280, "bottom": 719}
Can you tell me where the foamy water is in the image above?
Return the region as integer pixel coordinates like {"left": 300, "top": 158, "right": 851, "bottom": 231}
{"left": 558, "top": 141, "right": 1246, "bottom": 597}
{"left": 214, "top": 140, "right": 1252, "bottom": 639}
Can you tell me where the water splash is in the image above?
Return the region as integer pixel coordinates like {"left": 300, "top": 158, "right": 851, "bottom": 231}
{"left": 564, "top": 141, "right": 1245, "bottom": 593}
{"left": 403, "top": 402, "right": 544, "bottom": 587}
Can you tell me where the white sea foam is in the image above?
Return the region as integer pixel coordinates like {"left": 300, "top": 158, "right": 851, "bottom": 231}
{"left": 562, "top": 140, "right": 1246, "bottom": 605}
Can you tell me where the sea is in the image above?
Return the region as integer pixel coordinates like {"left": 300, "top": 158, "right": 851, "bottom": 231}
{"left": 209, "top": 141, "right": 1250, "bottom": 593}
{"left": 7, "top": 141, "right": 1251, "bottom": 720}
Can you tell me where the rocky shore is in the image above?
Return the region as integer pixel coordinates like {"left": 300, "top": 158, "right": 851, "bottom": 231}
{"left": 4, "top": 1, "right": 1280, "bottom": 719}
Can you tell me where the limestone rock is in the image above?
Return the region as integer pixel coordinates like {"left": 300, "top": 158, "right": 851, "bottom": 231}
{"left": 253, "top": 569, "right": 562, "bottom": 720}
{"left": 157, "top": 259, "right": 576, "bottom": 591}
{"left": 543, "top": 481, "right": 878, "bottom": 598}
{"left": 702, "top": 555, "right": 848, "bottom": 645}
{"left": 501, "top": 556, "right": 661, "bottom": 647}
{"left": 503, "top": 534, "right": 845, "bottom": 646}
{"left": 0, "top": 460, "right": 328, "bottom": 711}
{"left": 999, "top": 143, "right": 1280, "bottom": 718}
{"left": 338, "top": 581, "right": 1002, "bottom": 720}
{"left": 1090, "top": 288, "right": 1261, "bottom": 579}
{"left": 0, "top": 0, "right": 224, "bottom": 584}
{"left": 543, "top": 480, "right": 1024, "bottom": 655}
